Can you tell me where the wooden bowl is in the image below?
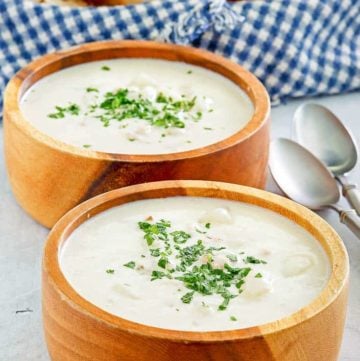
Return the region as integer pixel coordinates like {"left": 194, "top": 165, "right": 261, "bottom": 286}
{"left": 42, "top": 180, "right": 348, "bottom": 361}
{"left": 4, "top": 41, "right": 270, "bottom": 228}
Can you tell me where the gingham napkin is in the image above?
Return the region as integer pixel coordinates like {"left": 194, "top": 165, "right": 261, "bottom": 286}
{"left": 0, "top": 0, "right": 359, "bottom": 113}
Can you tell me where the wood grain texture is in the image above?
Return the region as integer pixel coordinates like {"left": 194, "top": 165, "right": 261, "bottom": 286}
{"left": 4, "top": 41, "right": 270, "bottom": 228}
{"left": 42, "top": 180, "right": 349, "bottom": 361}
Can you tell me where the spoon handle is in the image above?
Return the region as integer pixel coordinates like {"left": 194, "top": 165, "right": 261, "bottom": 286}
{"left": 339, "top": 209, "right": 360, "bottom": 239}
{"left": 337, "top": 176, "right": 360, "bottom": 216}
{"left": 344, "top": 187, "right": 360, "bottom": 216}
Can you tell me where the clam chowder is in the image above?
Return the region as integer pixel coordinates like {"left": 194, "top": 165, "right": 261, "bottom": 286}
{"left": 60, "top": 197, "right": 330, "bottom": 331}
{"left": 20, "top": 59, "right": 253, "bottom": 154}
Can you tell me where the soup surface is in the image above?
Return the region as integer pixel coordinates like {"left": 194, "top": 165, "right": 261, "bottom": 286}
{"left": 21, "top": 59, "right": 253, "bottom": 154}
{"left": 60, "top": 196, "right": 330, "bottom": 331}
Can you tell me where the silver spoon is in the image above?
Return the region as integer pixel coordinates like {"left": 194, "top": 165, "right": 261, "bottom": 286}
{"left": 293, "top": 103, "right": 360, "bottom": 215}
{"left": 269, "top": 138, "right": 360, "bottom": 239}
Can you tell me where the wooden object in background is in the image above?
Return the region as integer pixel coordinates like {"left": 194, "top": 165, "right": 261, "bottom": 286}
{"left": 88, "top": 0, "right": 145, "bottom": 4}
{"left": 42, "top": 180, "right": 349, "bottom": 361}
{"left": 4, "top": 41, "right": 270, "bottom": 228}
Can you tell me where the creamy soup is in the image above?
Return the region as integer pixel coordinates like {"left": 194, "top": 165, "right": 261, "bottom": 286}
{"left": 20, "top": 59, "right": 254, "bottom": 154}
{"left": 60, "top": 197, "right": 330, "bottom": 331}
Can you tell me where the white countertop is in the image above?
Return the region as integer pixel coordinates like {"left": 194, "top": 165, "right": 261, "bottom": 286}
{"left": 1, "top": 91, "right": 359, "bottom": 361}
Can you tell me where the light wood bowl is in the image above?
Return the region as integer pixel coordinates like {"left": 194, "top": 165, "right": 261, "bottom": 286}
{"left": 42, "top": 180, "right": 349, "bottom": 361}
{"left": 4, "top": 41, "right": 270, "bottom": 228}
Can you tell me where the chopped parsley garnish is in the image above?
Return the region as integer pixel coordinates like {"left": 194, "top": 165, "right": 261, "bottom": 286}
{"left": 105, "top": 218, "right": 268, "bottom": 312}
{"left": 106, "top": 269, "right": 115, "bottom": 274}
{"left": 68, "top": 104, "right": 80, "bottom": 115}
{"left": 133, "top": 218, "right": 266, "bottom": 311}
{"left": 123, "top": 261, "right": 136, "bottom": 269}
{"left": 95, "top": 88, "right": 198, "bottom": 129}
{"left": 151, "top": 270, "right": 168, "bottom": 281}
{"left": 187, "top": 70, "right": 193, "bottom": 74}
{"left": 101, "top": 65, "right": 111, "bottom": 71}
{"left": 157, "top": 257, "right": 168, "bottom": 269}
{"left": 48, "top": 103, "right": 80, "bottom": 119}
{"left": 230, "top": 315, "right": 237, "bottom": 321}
{"left": 150, "top": 248, "right": 161, "bottom": 257}
{"left": 226, "top": 254, "right": 238, "bottom": 262}
{"left": 82, "top": 144, "right": 91, "bottom": 148}
{"left": 171, "top": 230, "right": 191, "bottom": 244}
{"left": 181, "top": 291, "right": 194, "bottom": 304}
{"left": 195, "top": 227, "right": 207, "bottom": 234}
{"left": 138, "top": 219, "right": 171, "bottom": 246}
{"left": 243, "top": 256, "right": 267, "bottom": 264}
{"left": 46, "top": 86, "right": 205, "bottom": 135}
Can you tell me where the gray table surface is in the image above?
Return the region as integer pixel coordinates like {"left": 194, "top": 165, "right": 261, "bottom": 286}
{"left": 1, "top": 91, "right": 359, "bottom": 361}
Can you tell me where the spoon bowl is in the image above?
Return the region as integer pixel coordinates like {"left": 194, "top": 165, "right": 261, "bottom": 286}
{"left": 270, "top": 138, "right": 360, "bottom": 239}
{"left": 293, "top": 103, "right": 358, "bottom": 175}
{"left": 269, "top": 138, "right": 340, "bottom": 209}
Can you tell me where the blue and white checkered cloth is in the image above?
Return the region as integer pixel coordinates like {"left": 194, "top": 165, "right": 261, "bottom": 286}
{"left": 1, "top": 0, "right": 359, "bottom": 112}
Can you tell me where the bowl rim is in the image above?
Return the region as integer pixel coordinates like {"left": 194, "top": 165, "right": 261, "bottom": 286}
{"left": 43, "top": 180, "right": 349, "bottom": 342}
{"left": 5, "top": 40, "right": 270, "bottom": 162}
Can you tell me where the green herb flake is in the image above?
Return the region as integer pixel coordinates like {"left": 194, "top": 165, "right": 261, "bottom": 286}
{"left": 151, "top": 270, "right": 167, "bottom": 281}
{"left": 135, "top": 218, "right": 262, "bottom": 311}
{"left": 48, "top": 103, "right": 80, "bottom": 119}
{"left": 68, "top": 104, "right": 80, "bottom": 115}
{"left": 101, "top": 65, "right": 111, "bottom": 71}
{"left": 187, "top": 70, "right": 193, "bottom": 74}
{"left": 230, "top": 315, "right": 237, "bottom": 321}
{"left": 171, "top": 230, "right": 191, "bottom": 244}
{"left": 150, "top": 248, "right": 161, "bottom": 257}
{"left": 82, "top": 144, "right": 91, "bottom": 149}
{"left": 86, "top": 87, "right": 99, "bottom": 93}
{"left": 218, "top": 294, "right": 235, "bottom": 311}
{"left": 226, "top": 254, "right": 238, "bottom": 262}
{"left": 123, "top": 261, "right": 136, "bottom": 269}
{"left": 157, "top": 257, "right": 168, "bottom": 269}
{"left": 181, "top": 291, "right": 195, "bottom": 304}
{"left": 55, "top": 85, "right": 202, "bottom": 131}
{"left": 106, "top": 269, "right": 115, "bottom": 274}
{"left": 138, "top": 219, "right": 171, "bottom": 246}
{"left": 243, "top": 256, "right": 267, "bottom": 264}
{"left": 255, "top": 273, "right": 263, "bottom": 278}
